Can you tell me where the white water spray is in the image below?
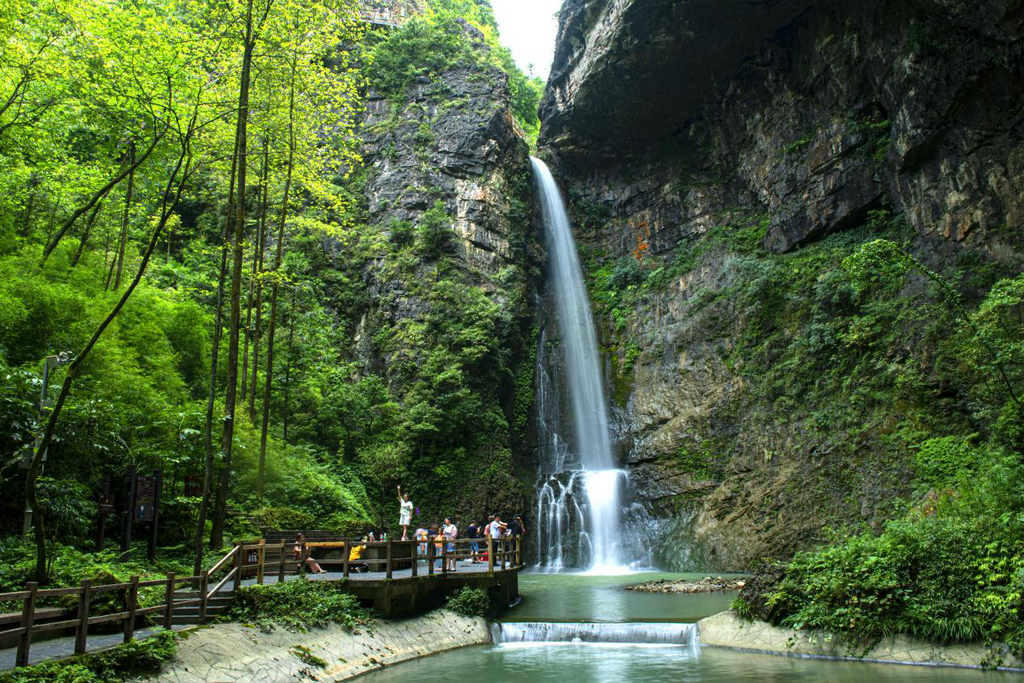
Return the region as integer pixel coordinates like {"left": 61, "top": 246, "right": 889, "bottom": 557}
{"left": 531, "top": 157, "right": 625, "bottom": 572}
{"left": 493, "top": 622, "right": 698, "bottom": 647}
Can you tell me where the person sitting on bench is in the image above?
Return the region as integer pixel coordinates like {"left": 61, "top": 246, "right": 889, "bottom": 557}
{"left": 294, "top": 532, "right": 326, "bottom": 574}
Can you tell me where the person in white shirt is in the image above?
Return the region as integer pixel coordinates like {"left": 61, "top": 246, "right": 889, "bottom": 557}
{"left": 397, "top": 485, "right": 413, "bottom": 541}
{"left": 490, "top": 514, "right": 508, "bottom": 561}
{"left": 442, "top": 517, "right": 458, "bottom": 571}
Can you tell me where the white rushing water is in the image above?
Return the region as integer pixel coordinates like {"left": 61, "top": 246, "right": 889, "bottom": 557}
{"left": 493, "top": 622, "right": 698, "bottom": 647}
{"left": 531, "top": 157, "right": 625, "bottom": 572}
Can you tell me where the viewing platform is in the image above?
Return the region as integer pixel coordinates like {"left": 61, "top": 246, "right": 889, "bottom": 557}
{"left": 0, "top": 536, "right": 523, "bottom": 670}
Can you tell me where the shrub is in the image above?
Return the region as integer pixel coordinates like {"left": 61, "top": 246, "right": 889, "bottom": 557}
{"left": 747, "top": 509, "right": 1024, "bottom": 661}
{"left": 446, "top": 586, "right": 489, "bottom": 617}
{"left": 914, "top": 435, "right": 980, "bottom": 488}
{"left": 0, "top": 629, "right": 176, "bottom": 683}
{"left": 416, "top": 200, "right": 454, "bottom": 258}
{"left": 387, "top": 219, "right": 415, "bottom": 247}
{"left": 225, "top": 578, "right": 372, "bottom": 632}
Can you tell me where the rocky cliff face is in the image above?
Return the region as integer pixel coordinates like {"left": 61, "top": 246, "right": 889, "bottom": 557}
{"left": 345, "top": 55, "right": 539, "bottom": 521}
{"left": 539, "top": 0, "right": 1024, "bottom": 569}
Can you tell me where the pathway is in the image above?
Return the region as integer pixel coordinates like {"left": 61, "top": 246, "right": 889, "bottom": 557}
{"left": 0, "top": 558, "right": 499, "bottom": 671}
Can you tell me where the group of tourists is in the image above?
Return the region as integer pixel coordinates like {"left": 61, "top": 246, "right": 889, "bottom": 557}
{"left": 399, "top": 485, "right": 525, "bottom": 571}
{"left": 290, "top": 486, "right": 526, "bottom": 575}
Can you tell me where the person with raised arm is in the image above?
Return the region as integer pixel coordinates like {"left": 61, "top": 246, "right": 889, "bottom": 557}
{"left": 397, "top": 485, "right": 413, "bottom": 541}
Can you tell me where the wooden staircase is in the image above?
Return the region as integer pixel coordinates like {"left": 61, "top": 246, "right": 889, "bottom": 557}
{"left": 168, "top": 590, "right": 237, "bottom": 626}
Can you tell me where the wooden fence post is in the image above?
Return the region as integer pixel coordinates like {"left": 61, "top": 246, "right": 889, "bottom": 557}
{"left": 342, "top": 541, "right": 350, "bottom": 578}
{"left": 517, "top": 537, "right": 523, "bottom": 567}
{"left": 123, "top": 575, "right": 139, "bottom": 642}
{"left": 386, "top": 539, "right": 393, "bottom": 579}
{"left": 410, "top": 540, "right": 417, "bottom": 577}
{"left": 428, "top": 539, "right": 435, "bottom": 576}
{"left": 16, "top": 582, "right": 37, "bottom": 667}
{"left": 164, "top": 573, "right": 175, "bottom": 629}
{"left": 487, "top": 536, "right": 494, "bottom": 574}
{"left": 198, "top": 570, "right": 208, "bottom": 624}
{"left": 277, "top": 542, "right": 286, "bottom": 583}
{"left": 74, "top": 579, "right": 91, "bottom": 655}
{"left": 232, "top": 544, "right": 242, "bottom": 592}
{"left": 256, "top": 539, "right": 265, "bottom": 585}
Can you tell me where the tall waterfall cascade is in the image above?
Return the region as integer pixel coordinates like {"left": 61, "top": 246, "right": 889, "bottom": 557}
{"left": 531, "top": 157, "right": 627, "bottom": 573}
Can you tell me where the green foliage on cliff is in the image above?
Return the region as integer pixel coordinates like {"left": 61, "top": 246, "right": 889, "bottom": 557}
{"left": 368, "top": 0, "right": 543, "bottom": 143}
{"left": 714, "top": 211, "right": 1024, "bottom": 661}
{"left": 747, "top": 474, "right": 1024, "bottom": 663}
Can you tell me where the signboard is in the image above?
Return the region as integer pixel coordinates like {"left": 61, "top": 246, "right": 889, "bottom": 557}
{"left": 136, "top": 475, "right": 157, "bottom": 523}
{"left": 98, "top": 493, "right": 114, "bottom": 515}
{"left": 183, "top": 475, "right": 202, "bottom": 498}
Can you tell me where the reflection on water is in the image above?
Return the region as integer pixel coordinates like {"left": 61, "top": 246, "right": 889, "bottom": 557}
{"left": 357, "top": 572, "right": 1012, "bottom": 683}
{"left": 356, "top": 644, "right": 1011, "bottom": 683}
{"left": 507, "top": 571, "right": 739, "bottom": 623}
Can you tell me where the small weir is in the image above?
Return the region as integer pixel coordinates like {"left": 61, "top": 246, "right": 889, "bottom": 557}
{"left": 493, "top": 622, "right": 698, "bottom": 647}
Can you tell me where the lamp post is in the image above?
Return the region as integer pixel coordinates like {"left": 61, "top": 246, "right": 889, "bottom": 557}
{"left": 22, "top": 353, "right": 72, "bottom": 536}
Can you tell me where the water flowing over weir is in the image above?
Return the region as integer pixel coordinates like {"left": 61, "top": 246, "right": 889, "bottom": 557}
{"left": 493, "top": 622, "right": 698, "bottom": 647}
{"left": 531, "top": 157, "right": 626, "bottom": 572}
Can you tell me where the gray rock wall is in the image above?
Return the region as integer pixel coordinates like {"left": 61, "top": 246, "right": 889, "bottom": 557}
{"left": 538, "top": 0, "right": 1024, "bottom": 568}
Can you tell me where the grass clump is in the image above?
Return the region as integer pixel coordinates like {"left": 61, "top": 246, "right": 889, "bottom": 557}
{"left": 446, "top": 586, "right": 489, "bottom": 617}
{"left": 0, "top": 629, "right": 177, "bottom": 683}
{"left": 225, "top": 578, "right": 372, "bottom": 632}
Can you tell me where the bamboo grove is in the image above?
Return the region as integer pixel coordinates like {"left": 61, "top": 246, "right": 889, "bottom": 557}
{"left": 0, "top": 0, "right": 368, "bottom": 582}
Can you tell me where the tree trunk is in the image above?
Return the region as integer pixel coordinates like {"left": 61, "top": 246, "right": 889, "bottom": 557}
{"left": 210, "top": 1, "right": 256, "bottom": 549}
{"left": 247, "top": 138, "right": 270, "bottom": 424}
{"left": 257, "top": 53, "right": 297, "bottom": 503}
{"left": 27, "top": 136, "right": 192, "bottom": 583}
{"left": 241, "top": 139, "right": 268, "bottom": 408}
{"left": 112, "top": 142, "right": 136, "bottom": 291}
{"left": 42, "top": 132, "right": 160, "bottom": 267}
{"left": 20, "top": 178, "right": 38, "bottom": 238}
{"left": 194, "top": 133, "right": 240, "bottom": 575}
{"left": 71, "top": 200, "right": 103, "bottom": 268}
{"left": 284, "top": 285, "right": 296, "bottom": 443}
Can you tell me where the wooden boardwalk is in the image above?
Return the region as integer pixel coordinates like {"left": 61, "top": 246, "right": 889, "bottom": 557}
{"left": 0, "top": 536, "right": 523, "bottom": 671}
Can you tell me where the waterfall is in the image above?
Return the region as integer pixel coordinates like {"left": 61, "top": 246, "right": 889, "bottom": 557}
{"left": 493, "top": 622, "right": 698, "bottom": 647}
{"left": 531, "top": 157, "right": 625, "bottom": 572}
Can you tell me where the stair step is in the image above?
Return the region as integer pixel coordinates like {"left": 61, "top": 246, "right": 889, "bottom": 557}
{"left": 174, "top": 605, "right": 230, "bottom": 614}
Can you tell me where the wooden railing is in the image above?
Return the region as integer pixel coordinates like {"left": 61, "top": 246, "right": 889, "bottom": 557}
{"left": 0, "top": 542, "right": 243, "bottom": 668}
{"left": 0, "top": 535, "right": 523, "bottom": 668}
{"left": 0, "top": 572, "right": 199, "bottom": 667}
{"left": 301, "top": 536, "right": 525, "bottom": 578}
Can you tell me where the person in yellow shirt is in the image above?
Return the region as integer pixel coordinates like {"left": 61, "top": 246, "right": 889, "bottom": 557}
{"left": 349, "top": 536, "right": 368, "bottom": 573}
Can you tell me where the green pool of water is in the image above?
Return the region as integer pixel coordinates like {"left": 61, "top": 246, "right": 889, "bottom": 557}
{"left": 504, "top": 571, "right": 740, "bottom": 622}
{"left": 360, "top": 572, "right": 1013, "bottom": 681}
{"left": 356, "top": 644, "right": 1014, "bottom": 682}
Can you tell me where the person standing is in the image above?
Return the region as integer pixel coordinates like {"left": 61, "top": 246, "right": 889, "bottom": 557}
{"left": 432, "top": 525, "right": 444, "bottom": 571}
{"left": 442, "top": 517, "right": 458, "bottom": 571}
{"left": 466, "top": 520, "right": 480, "bottom": 562}
{"left": 490, "top": 514, "right": 507, "bottom": 564}
{"left": 415, "top": 525, "right": 429, "bottom": 560}
{"left": 397, "top": 485, "right": 413, "bottom": 541}
{"left": 509, "top": 515, "right": 525, "bottom": 566}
